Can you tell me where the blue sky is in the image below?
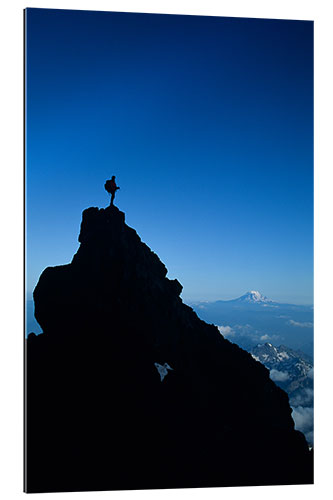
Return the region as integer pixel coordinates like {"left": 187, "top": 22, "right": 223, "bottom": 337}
{"left": 25, "top": 8, "right": 313, "bottom": 305}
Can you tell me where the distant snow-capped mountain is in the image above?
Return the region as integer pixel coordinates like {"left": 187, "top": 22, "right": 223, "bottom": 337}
{"left": 232, "top": 291, "right": 272, "bottom": 303}
{"left": 191, "top": 292, "right": 314, "bottom": 357}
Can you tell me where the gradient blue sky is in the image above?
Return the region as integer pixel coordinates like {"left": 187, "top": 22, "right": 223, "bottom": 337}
{"left": 25, "top": 8, "right": 313, "bottom": 304}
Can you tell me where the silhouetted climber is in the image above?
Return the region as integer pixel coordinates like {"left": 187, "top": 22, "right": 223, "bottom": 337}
{"left": 104, "top": 175, "right": 120, "bottom": 206}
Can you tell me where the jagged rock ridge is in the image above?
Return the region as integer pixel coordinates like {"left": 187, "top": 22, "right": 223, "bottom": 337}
{"left": 26, "top": 206, "right": 313, "bottom": 492}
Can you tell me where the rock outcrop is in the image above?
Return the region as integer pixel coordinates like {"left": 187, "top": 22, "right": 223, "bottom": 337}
{"left": 26, "top": 206, "right": 313, "bottom": 492}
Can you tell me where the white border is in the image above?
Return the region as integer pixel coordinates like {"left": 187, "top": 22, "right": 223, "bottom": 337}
{"left": 1, "top": 1, "right": 332, "bottom": 499}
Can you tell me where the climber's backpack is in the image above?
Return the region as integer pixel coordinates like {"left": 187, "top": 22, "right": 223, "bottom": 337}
{"left": 104, "top": 179, "right": 112, "bottom": 193}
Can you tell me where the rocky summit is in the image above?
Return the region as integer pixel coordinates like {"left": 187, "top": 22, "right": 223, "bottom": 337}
{"left": 26, "top": 206, "right": 313, "bottom": 492}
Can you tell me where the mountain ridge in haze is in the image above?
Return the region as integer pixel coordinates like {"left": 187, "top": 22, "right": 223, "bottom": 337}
{"left": 192, "top": 291, "right": 313, "bottom": 357}
{"left": 192, "top": 290, "right": 312, "bottom": 307}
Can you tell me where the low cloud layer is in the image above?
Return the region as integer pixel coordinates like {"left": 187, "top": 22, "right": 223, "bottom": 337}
{"left": 292, "top": 406, "right": 314, "bottom": 445}
{"left": 289, "top": 319, "right": 313, "bottom": 328}
{"left": 217, "top": 325, "right": 235, "bottom": 337}
{"left": 231, "top": 324, "right": 281, "bottom": 344}
{"left": 290, "top": 388, "right": 314, "bottom": 407}
{"left": 269, "top": 369, "right": 290, "bottom": 382}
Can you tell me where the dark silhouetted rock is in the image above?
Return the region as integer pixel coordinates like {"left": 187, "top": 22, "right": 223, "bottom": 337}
{"left": 26, "top": 206, "right": 313, "bottom": 492}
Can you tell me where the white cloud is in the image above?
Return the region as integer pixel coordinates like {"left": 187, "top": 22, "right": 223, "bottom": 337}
{"left": 217, "top": 325, "right": 235, "bottom": 337}
{"left": 269, "top": 368, "right": 290, "bottom": 382}
{"left": 233, "top": 324, "right": 253, "bottom": 332}
{"left": 288, "top": 319, "right": 313, "bottom": 328}
{"left": 227, "top": 324, "right": 282, "bottom": 345}
{"left": 257, "top": 333, "right": 281, "bottom": 343}
{"left": 292, "top": 406, "right": 314, "bottom": 443}
{"left": 307, "top": 367, "right": 314, "bottom": 379}
{"left": 290, "top": 388, "right": 314, "bottom": 407}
